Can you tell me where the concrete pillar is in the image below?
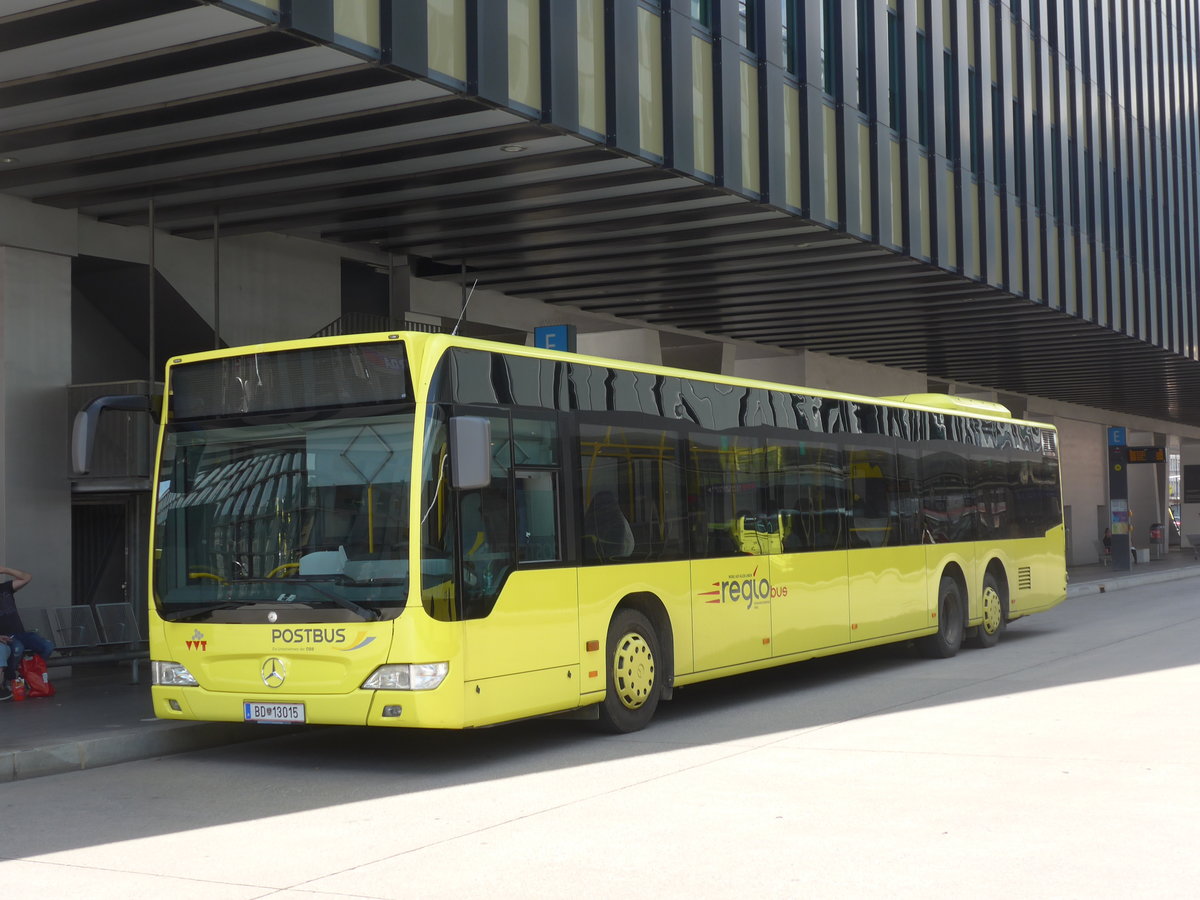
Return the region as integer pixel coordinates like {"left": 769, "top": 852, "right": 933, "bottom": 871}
{"left": 733, "top": 351, "right": 806, "bottom": 386}
{"left": 0, "top": 245, "right": 73, "bottom": 613}
{"left": 1126, "top": 430, "right": 1161, "bottom": 556}
{"left": 577, "top": 328, "right": 662, "bottom": 365}
{"left": 1054, "top": 417, "right": 1107, "bottom": 567}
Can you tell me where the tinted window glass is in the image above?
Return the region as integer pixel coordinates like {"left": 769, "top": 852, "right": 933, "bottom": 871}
{"left": 766, "top": 437, "right": 846, "bottom": 552}
{"left": 847, "top": 441, "right": 901, "bottom": 548}
{"left": 895, "top": 441, "right": 922, "bottom": 544}
{"left": 688, "top": 433, "right": 769, "bottom": 556}
{"left": 922, "top": 445, "right": 974, "bottom": 543}
{"left": 457, "top": 415, "right": 513, "bottom": 618}
{"left": 579, "top": 424, "right": 687, "bottom": 563}
{"left": 510, "top": 417, "right": 561, "bottom": 563}
{"left": 973, "top": 454, "right": 1012, "bottom": 540}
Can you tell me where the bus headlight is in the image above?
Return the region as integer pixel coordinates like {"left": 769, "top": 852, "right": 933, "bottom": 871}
{"left": 362, "top": 662, "right": 448, "bottom": 691}
{"left": 152, "top": 660, "right": 198, "bottom": 686}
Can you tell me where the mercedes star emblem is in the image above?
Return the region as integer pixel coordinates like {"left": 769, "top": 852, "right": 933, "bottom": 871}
{"left": 261, "top": 657, "right": 286, "bottom": 688}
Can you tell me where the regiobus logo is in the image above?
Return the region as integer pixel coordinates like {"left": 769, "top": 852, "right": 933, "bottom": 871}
{"left": 699, "top": 565, "right": 787, "bottom": 609}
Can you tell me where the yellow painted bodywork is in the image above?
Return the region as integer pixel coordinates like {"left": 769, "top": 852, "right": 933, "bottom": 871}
{"left": 151, "top": 331, "right": 1068, "bottom": 729}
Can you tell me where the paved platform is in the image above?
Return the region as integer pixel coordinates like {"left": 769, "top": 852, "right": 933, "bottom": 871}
{"left": 4, "top": 547, "right": 1199, "bottom": 783}
{"left": 0, "top": 666, "right": 298, "bottom": 783}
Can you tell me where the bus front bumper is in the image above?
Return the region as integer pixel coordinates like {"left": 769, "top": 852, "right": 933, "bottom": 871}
{"left": 151, "top": 685, "right": 467, "bottom": 729}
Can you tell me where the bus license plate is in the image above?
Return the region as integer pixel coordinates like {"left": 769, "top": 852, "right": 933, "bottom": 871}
{"left": 244, "top": 701, "right": 305, "bottom": 723}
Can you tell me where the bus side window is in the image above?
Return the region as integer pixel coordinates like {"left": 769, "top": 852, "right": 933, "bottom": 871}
{"left": 515, "top": 470, "right": 560, "bottom": 562}
{"left": 578, "top": 423, "right": 686, "bottom": 563}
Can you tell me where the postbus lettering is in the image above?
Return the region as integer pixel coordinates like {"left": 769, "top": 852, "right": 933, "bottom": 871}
{"left": 270, "top": 627, "right": 347, "bottom": 644}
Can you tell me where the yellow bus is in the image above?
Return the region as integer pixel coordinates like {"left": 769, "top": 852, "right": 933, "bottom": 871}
{"left": 145, "top": 331, "right": 1066, "bottom": 732}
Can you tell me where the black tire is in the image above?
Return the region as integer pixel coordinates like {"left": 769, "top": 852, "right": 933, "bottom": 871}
{"left": 596, "top": 608, "right": 662, "bottom": 733}
{"left": 919, "top": 576, "right": 965, "bottom": 659}
{"left": 973, "top": 572, "right": 1006, "bottom": 649}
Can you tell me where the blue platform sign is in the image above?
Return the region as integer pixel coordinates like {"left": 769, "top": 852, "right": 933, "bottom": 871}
{"left": 1108, "top": 427, "right": 1127, "bottom": 447}
{"left": 534, "top": 324, "right": 576, "bottom": 352}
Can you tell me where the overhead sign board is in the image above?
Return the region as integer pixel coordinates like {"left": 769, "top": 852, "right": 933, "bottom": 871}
{"left": 1127, "top": 446, "right": 1165, "bottom": 464}
{"left": 534, "top": 324, "right": 577, "bottom": 353}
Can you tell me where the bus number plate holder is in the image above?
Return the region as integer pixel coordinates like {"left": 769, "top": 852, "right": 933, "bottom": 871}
{"left": 244, "top": 701, "right": 305, "bottom": 723}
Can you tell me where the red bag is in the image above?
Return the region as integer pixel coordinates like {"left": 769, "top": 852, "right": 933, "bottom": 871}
{"left": 10, "top": 676, "right": 26, "bottom": 702}
{"left": 19, "top": 653, "right": 54, "bottom": 698}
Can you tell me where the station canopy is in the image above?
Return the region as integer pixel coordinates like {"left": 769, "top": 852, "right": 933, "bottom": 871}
{"left": 1, "top": 1, "right": 1197, "bottom": 426}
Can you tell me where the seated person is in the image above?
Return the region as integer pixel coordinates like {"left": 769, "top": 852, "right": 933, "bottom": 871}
{"left": 1, "top": 564, "right": 55, "bottom": 700}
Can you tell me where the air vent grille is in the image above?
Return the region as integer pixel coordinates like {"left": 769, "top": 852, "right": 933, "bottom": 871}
{"left": 1041, "top": 430, "right": 1058, "bottom": 457}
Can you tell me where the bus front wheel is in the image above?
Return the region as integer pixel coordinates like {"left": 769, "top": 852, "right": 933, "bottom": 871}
{"left": 597, "top": 608, "right": 662, "bottom": 733}
{"left": 973, "top": 573, "right": 1006, "bottom": 648}
{"left": 919, "top": 576, "right": 964, "bottom": 659}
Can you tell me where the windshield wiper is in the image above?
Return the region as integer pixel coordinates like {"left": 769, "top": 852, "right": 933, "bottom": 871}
{"left": 228, "top": 577, "right": 383, "bottom": 621}
{"left": 162, "top": 600, "right": 261, "bottom": 622}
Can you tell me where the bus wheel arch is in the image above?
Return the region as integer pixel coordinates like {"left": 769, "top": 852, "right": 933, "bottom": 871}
{"left": 595, "top": 594, "right": 672, "bottom": 734}
{"left": 973, "top": 563, "right": 1009, "bottom": 648}
{"left": 919, "top": 564, "right": 967, "bottom": 659}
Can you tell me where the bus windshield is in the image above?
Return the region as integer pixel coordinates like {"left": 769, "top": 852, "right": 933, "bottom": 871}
{"left": 154, "top": 414, "right": 415, "bottom": 621}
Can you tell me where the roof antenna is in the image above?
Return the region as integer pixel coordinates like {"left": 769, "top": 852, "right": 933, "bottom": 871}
{"left": 451, "top": 258, "right": 478, "bottom": 336}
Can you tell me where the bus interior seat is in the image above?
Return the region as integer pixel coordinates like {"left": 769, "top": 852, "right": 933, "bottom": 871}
{"left": 583, "top": 491, "right": 635, "bottom": 561}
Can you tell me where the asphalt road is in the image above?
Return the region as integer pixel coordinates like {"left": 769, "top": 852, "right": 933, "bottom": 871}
{"left": 2, "top": 581, "right": 1198, "bottom": 898}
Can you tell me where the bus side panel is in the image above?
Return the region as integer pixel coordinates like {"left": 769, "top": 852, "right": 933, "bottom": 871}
{"left": 462, "top": 569, "right": 579, "bottom": 682}
{"left": 847, "top": 545, "right": 929, "bottom": 641}
{"left": 690, "top": 556, "right": 773, "bottom": 670}
{"left": 995, "top": 527, "right": 1068, "bottom": 617}
{"left": 577, "top": 560, "right": 693, "bottom": 696}
{"left": 462, "top": 665, "right": 582, "bottom": 726}
{"left": 769, "top": 549, "right": 850, "bottom": 655}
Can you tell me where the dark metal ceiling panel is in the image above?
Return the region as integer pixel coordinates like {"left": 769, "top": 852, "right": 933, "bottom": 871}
{"left": 1, "top": 0, "right": 1198, "bottom": 427}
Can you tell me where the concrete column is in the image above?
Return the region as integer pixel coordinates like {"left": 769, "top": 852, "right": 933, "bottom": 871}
{"left": 1126, "top": 430, "right": 1161, "bottom": 558}
{"left": 1055, "top": 417, "right": 1107, "bottom": 567}
{"left": 733, "top": 352, "right": 806, "bottom": 386}
{"left": 577, "top": 329, "right": 662, "bottom": 366}
{"left": 0, "top": 245, "right": 73, "bottom": 613}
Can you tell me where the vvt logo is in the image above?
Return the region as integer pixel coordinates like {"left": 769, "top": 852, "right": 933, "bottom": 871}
{"left": 699, "top": 565, "right": 787, "bottom": 609}
{"left": 186, "top": 628, "right": 208, "bottom": 651}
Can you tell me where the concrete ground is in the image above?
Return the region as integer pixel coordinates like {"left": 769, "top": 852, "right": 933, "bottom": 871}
{"left": 0, "top": 551, "right": 1197, "bottom": 897}
{"left": 2, "top": 548, "right": 1198, "bottom": 784}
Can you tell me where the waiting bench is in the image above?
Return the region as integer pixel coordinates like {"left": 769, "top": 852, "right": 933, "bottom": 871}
{"left": 18, "top": 602, "right": 148, "bottom": 684}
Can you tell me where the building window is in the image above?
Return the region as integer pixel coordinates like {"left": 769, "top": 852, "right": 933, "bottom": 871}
{"left": 858, "top": 0, "right": 874, "bottom": 115}
{"left": 738, "top": 0, "right": 757, "bottom": 52}
{"left": 1012, "top": 99, "right": 1026, "bottom": 199}
{"left": 916, "top": 31, "right": 932, "bottom": 148}
{"left": 883, "top": 9, "right": 900, "bottom": 127}
{"left": 991, "top": 84, "right": 1004, "bottom": 184}
{"left": 944, "top": 50, "right": 958, "bottom": 162}
{"left": 1032, "top": 111, "right": 1045, "bottom": 211}
{"left": 691, "top": 0, "right": 711, "bottom": 28}
{"left": 968, "top": 67, "right": 982, "bottom": 176}
{"left": 821, "top": 0, "right": 839, "bottom": 96}
{"left": 783, "top": 0, "right": 797, "bottom": 73}
{"left": 1050, "top": 124, "right": 1062, "bottom": 220}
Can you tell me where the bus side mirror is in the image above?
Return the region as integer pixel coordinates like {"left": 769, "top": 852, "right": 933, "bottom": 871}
{"left": 71, "top": 393, "right": 155, "bottom": 475}
{"left": 449, "top": 416, "right": 491, "bottom": 490}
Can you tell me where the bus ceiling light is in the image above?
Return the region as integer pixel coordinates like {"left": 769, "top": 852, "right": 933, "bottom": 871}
{"left": 362, "top": 662, "right": 448, "bottom": 691}
{"left": 152, "top": 660, "right": 198, "bottom": 686}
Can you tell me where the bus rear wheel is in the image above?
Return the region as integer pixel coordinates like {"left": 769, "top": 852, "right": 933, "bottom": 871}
{"left": 596, "top": 608, "right": 662, "bottom": 733}
{"left": 919, "top": 576, "right": 964, "bottom": 659}
{"left": 973, "top": 573, "right": 1006, "bottom": 648}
